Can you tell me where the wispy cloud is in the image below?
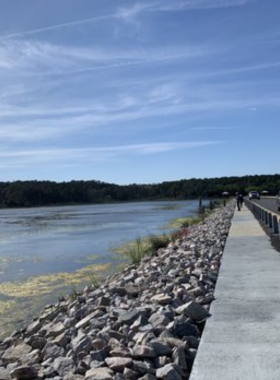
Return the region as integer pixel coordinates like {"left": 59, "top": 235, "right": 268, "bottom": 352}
{"left": 208, "top": 61, "right": 280, "bottom": 77}
{"left": 0, "top": 39, "right": 208, "bottom": 75}
{"left": 0, "top": 14, "right": 113, "bottom": 40}
{"left": 116, "top": 2, "right": 157, "bottom": 20}
{"left": 190, "top": 127, "right": 233, "bottom": 130}
{"left": 0, "top": 141, "right": 225, "bottom": 165}
{"left": 117, "top": 0, "right": 252, "bottom": 22}
{"left": 1, "top": 84, "right": 279, "bottom": 144}
{"left": 151, "top": 0, "right": 252, "bottom": 11}
{"left": 0, "top": 0, "right": 252, "bottom": 40}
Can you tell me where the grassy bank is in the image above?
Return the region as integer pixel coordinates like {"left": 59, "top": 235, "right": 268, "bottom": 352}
{"left": 113, "top": 212, "right": 210, "bottom": 264}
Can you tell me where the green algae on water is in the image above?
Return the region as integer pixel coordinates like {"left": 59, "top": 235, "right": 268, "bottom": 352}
{"left": 75, "top": 254, "right": 102, "bottom": 263}
{"left": 0, "top": 262, "right": 112, "bottom": 298}
{"left": 0, "top": 300, "right": 17, "bottom": 314}
{"left": 0, "top": 261, "right": 113, "bottom": 339}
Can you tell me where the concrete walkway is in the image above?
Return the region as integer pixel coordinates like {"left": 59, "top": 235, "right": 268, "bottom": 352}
{"left": 190, "top": 205, "right": 280, "bottom": 380}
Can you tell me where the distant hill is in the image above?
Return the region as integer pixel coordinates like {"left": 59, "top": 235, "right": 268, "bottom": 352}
{"left": 0, "top": 174, "right": 279, "bottom": 208}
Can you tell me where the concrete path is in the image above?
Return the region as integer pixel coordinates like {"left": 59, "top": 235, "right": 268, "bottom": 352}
{"left": 190, "top": 205, "right": 280, "bottom": 380}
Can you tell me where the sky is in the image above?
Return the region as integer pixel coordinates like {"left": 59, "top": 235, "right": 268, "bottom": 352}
{"left": 0, "top": 0, "right": 279, "bottom": 184}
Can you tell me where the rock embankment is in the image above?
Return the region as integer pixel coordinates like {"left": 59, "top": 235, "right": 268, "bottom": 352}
{"left": 0, "top": 203, "right": 235, "bottom": 380}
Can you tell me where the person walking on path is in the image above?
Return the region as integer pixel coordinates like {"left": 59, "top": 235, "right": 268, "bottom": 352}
{"left": 236, "top": 192, "right": 244, "bottom": 211}
{"left": 239, "top": 193, "right": 244, "bottom": 209}
{"left": 236, "top": 193, "right": 243, "bottom": 211}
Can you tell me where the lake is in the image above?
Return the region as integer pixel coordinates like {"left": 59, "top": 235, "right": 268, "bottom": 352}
{"left": 0, "top": 199, "right": 199, "bottom": 338}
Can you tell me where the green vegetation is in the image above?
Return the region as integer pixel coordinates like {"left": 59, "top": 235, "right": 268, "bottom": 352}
{"left": 169, "top": 214, "right": 207, "bottom": 243}
{"left": 87, "top": 272, "right": 100, "bottom": 289}
{"left": 116, "top": 206, "right": 217, "bottom": 265}
{"left": 0, "top": 262, "right": 111, "bottom": 298}
{"left": 179, "top": 215, "right": 205, "bottom": 227}
{"left": 125, "top": 237, "right": 151, "bottom": 264}
{"left": 148, "top": 234, "right": 170, "bottom": 251}
{"left": 0, "top": 262, "right": 113, "bottom": 338}
{"left": 165, "top": 211, "right": 209, "bottom": 229}
{"left": 0, "top": 174, "right": 279, "bottom": 208}
{"left": 69, "top": 283, "right": 78, "bottom": 301}
{"left": 117, "top": 233, "right": 171, "bottom": 264}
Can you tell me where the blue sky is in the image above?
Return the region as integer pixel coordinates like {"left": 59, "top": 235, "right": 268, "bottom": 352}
{"left": 0, "top": 0, "right": 279, "bottom": 184}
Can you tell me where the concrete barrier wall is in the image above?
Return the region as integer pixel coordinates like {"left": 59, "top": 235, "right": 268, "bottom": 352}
{"left": 244, "top": 199, "right": 280, "bottom": 238}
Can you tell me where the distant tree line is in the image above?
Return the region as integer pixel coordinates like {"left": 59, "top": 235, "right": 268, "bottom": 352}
{"left": 0, "top": 174, "right": 279, "bottom": 208}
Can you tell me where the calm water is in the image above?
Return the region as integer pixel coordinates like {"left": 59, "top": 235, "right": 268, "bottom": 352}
{"left": 0, "top": 200, "right": 199, "bottom": 336}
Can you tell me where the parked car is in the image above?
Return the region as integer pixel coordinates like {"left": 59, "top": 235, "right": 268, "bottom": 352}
{"left": 276, "top": 191, "right": 280, "bottom": 211}
{"left": 248, "top": 191, "right": 260, "bottom": 200}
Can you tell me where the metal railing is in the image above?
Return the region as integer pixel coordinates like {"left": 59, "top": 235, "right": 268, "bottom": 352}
{"left": 244, "top": 199, "right": 280, "bottom": 237}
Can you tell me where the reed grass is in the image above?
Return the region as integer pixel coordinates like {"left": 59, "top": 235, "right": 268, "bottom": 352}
{"left": 148, "top": 234, "right": 170, "bottom": 251}
{"left": 125, "top": 237, "right": 151, "bottom": 264}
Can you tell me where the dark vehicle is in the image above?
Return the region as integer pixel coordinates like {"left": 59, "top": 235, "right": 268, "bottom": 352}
{"left": 277, "top": 191, "right": 280, "bottom": 211}
{"left": 248, "top": 191, "right": 260, "bottom": 200}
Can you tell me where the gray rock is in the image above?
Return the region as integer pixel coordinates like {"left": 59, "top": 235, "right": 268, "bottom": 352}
{"left": 139, "top": 374, "right": 157, "bottom": 380}
{"left": 53, "top": 331, "right": 69, "bottom": 347}
{"left": 185, "top": 336, "right": 199, "bottom": 349}
{"left": 138, "top": 324, "right": 153, "bottom": 333}
{"left": 25, "top": 335, "right": 47, "bottom": 350}
{"left": 96, "top": 296, "right": 110, "bottom": 306}
{"left": 175, "top": 301, "right": 209, "bottom": 321}
{"left": 109, "top": 346, "right": 131, "bottom": 357}
{"left": 6, "top": 363, "right": 19, "bottom": 373}
{"left": 53, "top": 357, "right": 74, "bottom": 377}
{"left": 2, "top": 344, "right": 32, "bottom": 364}
{"left": 154, "top": 356, "right": 171, "bottom": 369}
{"left": 188, "top": 347, "right": 197, "bottom": 361}
{"left": 25, "top": 349, "right": 42, "bottom": 365}
{"left": 91, "top": 338, "right": 107, "bottom": 350}
{"left": 174, "top": 321, "right": 199, "bottom": 338}
{"left": 90, "top": 348, "right": 107, "bottom": 362}
{"left": 25, "top": 320, "right": 42, "bottom": 335}
{"left": 39, "top": 307, "right": 60, "bottom": 323}
{"left": 149, "top": 340, "right": 172, "bottom": 356}
{"left": 109, "top": 287, "right": 127, "bottom": 296}
{"left": 151, "top": 294, "right": 172, "bottom": 305}
{"left": 130, "top": 315, "right": 149, "bottom": 331}
{"left": 123, "top": 367, "right": 139, "bottom": 380}
{"left": 104, "top": 357, "right": 133, "bottom": 371}
{"left": 124, "top": 272, "right": 137, "bottom": 282}
{"left": 64, "top": 374, "right": 84, "bottom": 380}
{"left": 45, "top": 322, "right": 66, "bottom": 338}
{"left": 74, "top": 364, "right": 87, "bottom": 375}
{"left": 106, "top": 330, "right": 126, "bottom": 341}
{"left": 89, "top": 360, "right": 104, "bottom": 369}
{"left": 132, "top": 359, "right": 155, "bottom": 375}
{"left": 42, "top": 342, "right": 65, "bottom": 360}
{"left": 114, "top": 373, "right": 125, "bottom": 380}
{"left": 125, "top": 284, "right": 140, "bottom": 296}
{"left": 117, "top": 310, "right": 141, "bottom": 326}
{"left": 131, "top": 345, "right": 156, "bottom": 359}
{"left": 149, "top": 313, "right": 170, "bottom": 328}
{"left": 77, "top": 295, "right": 86, "bottom": 303}
{"left": 156, "top": 364, "right": 182, "bottom": 380}
{"left": 85, "top": 367, "right": 114, "bottom": 380}
{"left": 75, "top": 312, "right": 97, "bottom": 329}
{"left": 9, "top": 366, "right": 38, "bottom": 379}
{"left": 72, "top": 335, "right": 92, "bottom": 355}
{"left": 0, "top": 367, "right": 9, "bottom": 380}
{"left": 42, "top": 366, "right": 57, "bottom": 378}
{"left": 172, "top": 346, "right": 188, "bottom": 370}
{"left": 161, "top": 337, "right": 187, "bottom": 349}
